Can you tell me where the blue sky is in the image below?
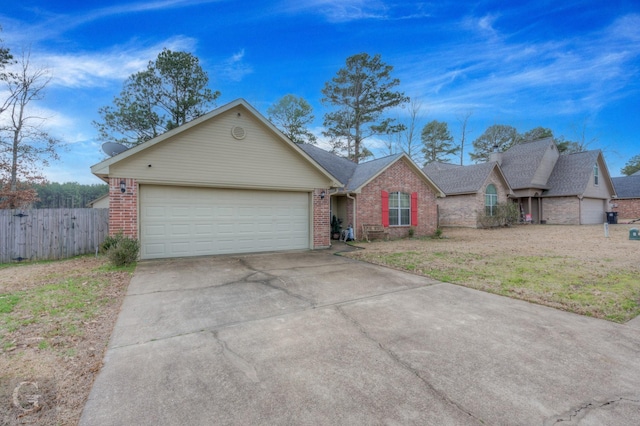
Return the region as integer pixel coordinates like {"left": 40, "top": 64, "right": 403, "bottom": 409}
{"left": 1, "top": 0, "right": 639, "bottom": 184}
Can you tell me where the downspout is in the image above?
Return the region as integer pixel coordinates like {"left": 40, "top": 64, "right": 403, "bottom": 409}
{"left": 346, "top": 192, "right": 356, "bottom": 240}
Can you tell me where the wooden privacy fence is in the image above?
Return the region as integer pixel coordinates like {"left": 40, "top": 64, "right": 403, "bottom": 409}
{"left": 0, "top": 208, "right": 109, "bottom": 263}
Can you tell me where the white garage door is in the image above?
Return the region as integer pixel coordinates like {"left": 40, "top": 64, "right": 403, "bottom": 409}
{"left": 140, "top": 185, "right": 310, "bottom": 259}
{"left": 581, "top": 198, "right": 605, "bottom": 224}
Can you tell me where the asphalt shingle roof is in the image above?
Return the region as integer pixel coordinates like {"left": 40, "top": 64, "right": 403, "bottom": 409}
{"left": 544, "top": 150, "right": 601, "bottom": 196}
{"left": 348, "top": 154, "right": 403, "bottom": 190}
{"left": 422, "top": 162, "right": 498, "bottom": 195}
{"left": 298, "top": 144, "right": 403, "bottom": 191}
{"left": 612, "top": 174, "right": 640, "bottom": 198}
{"left": 499, "top": 137, "right": 555, "bottom": 189}
{"left": 298, "top": 144, "right": 356, "bottom": 187}
{"left": 422, "top": 138, "right": 609, "bottom": 198}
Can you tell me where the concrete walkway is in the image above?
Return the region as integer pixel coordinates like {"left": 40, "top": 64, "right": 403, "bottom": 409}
{"left": 81, "top": 248, "right": 640, "bottom": 425}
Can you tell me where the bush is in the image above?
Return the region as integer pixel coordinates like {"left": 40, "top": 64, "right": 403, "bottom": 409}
{"left": 104, "top": 233, "right": 139, "bottom": 266}
{"left": 101, "top": 234, "right": 122, "bottom": 253}
{"left": 478, "top": 202, "right": 519, "bottom": 228}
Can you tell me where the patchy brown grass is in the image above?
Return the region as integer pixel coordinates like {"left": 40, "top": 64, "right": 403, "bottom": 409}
{"left": 344, "top": 224, "right": 640, "bottom": 322}
{"left": 0, "top": 256, "right": 132, "bottom": 425}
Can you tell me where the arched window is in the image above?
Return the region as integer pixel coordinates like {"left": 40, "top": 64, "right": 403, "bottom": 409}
{"left": 485, "top": 184, "right": 497, "bottom": 216}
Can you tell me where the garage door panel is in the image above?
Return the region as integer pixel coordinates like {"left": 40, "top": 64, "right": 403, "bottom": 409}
{"left": 581, "top": 198, "right": 605, "bottom": 224}
{"left": 194, "top": 207, "right": 213, "bottom": 217}
{"left": 195, "top": 224, "right": 213, "bottom": 234}
{"left": 140, "top": 186, "right": 310, "bottom": 259}
{"left": 145, "top": 243, "right": 167, "bottom": 256}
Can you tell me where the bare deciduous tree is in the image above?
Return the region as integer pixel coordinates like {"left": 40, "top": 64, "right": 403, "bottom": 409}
{"left": 0, "top": 50, "right": 62, "bottom": 208}
{"left": 400, "top": 99, "right": 424, "bottom": 164}
{"left": 456, "top": 110, "right": 472, "bottom": 165}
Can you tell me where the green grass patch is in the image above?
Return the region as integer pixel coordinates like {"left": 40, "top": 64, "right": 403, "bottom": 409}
{"left": 0, "top": 293, "right": 21, "bottom": 314}
{"left": 0, "top": 258, "right": 133, "bottom": 350}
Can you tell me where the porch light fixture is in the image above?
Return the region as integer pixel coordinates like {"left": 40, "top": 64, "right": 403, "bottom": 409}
{"left": 320, "top": 190, "right": 326, "bottom": 199}
{"left": 120, "top": 180, "right": 126, "bottom": 193}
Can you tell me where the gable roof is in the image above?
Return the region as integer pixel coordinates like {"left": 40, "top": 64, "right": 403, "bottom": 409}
{"left": 297, "top": 144, "right": 356, "bottom": 187}
{"left": 543, "top": 150, "right": 615, "bottom": 197}
{"left": 543, "top": 150, "right": 599, "bottom": 196}
{"left": 298, "top": 144, "right": 443, "bottom": 195}
{"left": 348, "top": 154, "right": 404, "bottom": 190}
{"left": 424, "top": 137, "right": 616, "bottom": 199}
{"left": 499, "top": 137, "right": 557, "bottom": 190}
{"left": 612, "top": 174, "right": 640, "bottom": 199}
{"left": 91, "top": 98, "right": 342, "bottom": 186}
{"left": 423, "top": 161, "right": 509, "bottom": 195}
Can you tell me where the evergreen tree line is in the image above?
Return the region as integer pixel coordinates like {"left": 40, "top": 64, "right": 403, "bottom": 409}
{"left": 30, "top": 182, "right": 108, "bottom": 209}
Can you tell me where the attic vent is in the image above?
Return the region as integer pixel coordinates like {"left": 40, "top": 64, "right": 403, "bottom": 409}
{"left": 231, "top": 126, "right": 246, "bottom": 140}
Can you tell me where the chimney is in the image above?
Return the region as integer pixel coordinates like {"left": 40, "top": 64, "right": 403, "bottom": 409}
{"left": 489, "top": 145, "right": 502, "bottom": 165}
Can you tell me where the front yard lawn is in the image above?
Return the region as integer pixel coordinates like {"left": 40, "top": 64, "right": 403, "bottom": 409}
{"left": 345, "top": 225, "right": 640, "bottom": 323}
{"left": 0, "top": 256, "right": 133, "bottom": 425}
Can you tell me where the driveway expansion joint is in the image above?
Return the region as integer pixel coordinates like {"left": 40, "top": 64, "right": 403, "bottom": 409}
{"left": 335, "top": 305, "right": 485, "bottom": 425}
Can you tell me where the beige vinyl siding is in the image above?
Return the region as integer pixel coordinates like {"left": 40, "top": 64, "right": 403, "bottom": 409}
{"left": 139, "top": 185, "right": 310, "bottom": 259}
{"left": 583, "top": 157, "right": 614, "bottom": 199}
{"left": 90, "top": 195, "right": 109, "bottom": 209}
{"left": 530, "top": 142, "right": 560, "bottom": 187}
{"left": 110, "top": 105, "right": 330, "bottom": 190}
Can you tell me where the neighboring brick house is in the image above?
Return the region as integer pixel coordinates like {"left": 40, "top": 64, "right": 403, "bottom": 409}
{"left": 298, "top": 144, "right": 443, "bottom": 240}
{"left": 422, "top": 162, "right": 512, "bottom": 227}
{"left": 611, "top": 172, "right": 640, "bottom": 222}
{"left": 422, "top": 138, "right": 617, "bottom": 227}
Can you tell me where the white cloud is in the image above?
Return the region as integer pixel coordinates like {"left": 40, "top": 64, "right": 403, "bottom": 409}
{"left": 215, "top": 49, "right": 253, "bottom": 82}
{"left": 397, "top": 13, "right": 640, "bottom": 120}
{"left": 278, "top": 0, "right": 435, "bottom": 22}
{"left": 0, "top": 1, "right": 226, "bottom": 45}
{"left": 37, "top": 36, "right": 198, "bottom": 89}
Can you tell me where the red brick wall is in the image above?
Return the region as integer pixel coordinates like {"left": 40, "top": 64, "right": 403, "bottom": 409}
{"left": 313, "top": 188, "right": 330, "bottom": 248}
{"left": 108, "top": 177, "right": 138, "bottom": 238}
{"left": 357, "top": 159, "right": 438, "bottom": 238}
{"left": 613, "top": 199, "right": 640, "bottom": 222}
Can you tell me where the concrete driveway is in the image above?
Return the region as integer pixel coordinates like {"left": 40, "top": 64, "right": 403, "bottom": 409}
{"left": 81, "top": 247, "right": 640, "bottom": 425}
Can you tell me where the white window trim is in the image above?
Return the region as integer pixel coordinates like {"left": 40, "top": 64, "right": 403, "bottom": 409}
{"left": 389, "top": 191, "right": 411, "bottom": 226}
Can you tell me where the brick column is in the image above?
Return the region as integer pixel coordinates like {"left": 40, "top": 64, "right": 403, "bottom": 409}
{"left": 109, "top": 177, "right": 138, "bottom": 238}
{"left": 313, "top": 188, "right": 330, "bottom": 248}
